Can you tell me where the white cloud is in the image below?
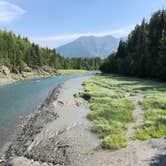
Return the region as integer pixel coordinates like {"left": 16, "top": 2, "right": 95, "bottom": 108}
{"left": 31, "top": 25, "right": 135, "bottom": 48}
{"left": 0, "top": 0, "right": 26, "bottom": 23}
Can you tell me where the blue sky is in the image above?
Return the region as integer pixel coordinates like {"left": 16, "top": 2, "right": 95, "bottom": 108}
{"left": 0, "top": 0, "right": 166, "bottom": 48}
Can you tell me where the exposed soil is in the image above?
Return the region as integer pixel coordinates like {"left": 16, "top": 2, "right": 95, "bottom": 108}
{"left": 126, "top": 93, "right": 145, "bottom": 137}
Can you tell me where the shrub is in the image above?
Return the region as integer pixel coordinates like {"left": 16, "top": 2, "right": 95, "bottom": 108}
{"left": 102, "top": 134, "right": 128, "bottom": 149}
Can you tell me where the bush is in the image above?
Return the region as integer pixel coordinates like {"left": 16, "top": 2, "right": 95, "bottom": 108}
{"left": 102, "top": 134, "right": 128, "bottom": 149}
{"left": 134, "top": 127, "right": 150, "bottom": 140}
{"left": 141, "top": 97, "right": 166, "bottom": 110}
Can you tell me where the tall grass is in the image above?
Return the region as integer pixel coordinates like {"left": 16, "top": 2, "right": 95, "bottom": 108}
{"left": 57, "top": 69, "right": 88, "bottom": 74}
{"left": 79, "top": 75, "right": 135, "bottom": 149}
{"left": 135, "top": 96, "right": 166, "bottom": 140}
{"left": 80, "top": 74, "right": 166, "bottom": 148}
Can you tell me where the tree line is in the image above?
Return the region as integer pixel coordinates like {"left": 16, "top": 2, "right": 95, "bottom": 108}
{"left": 0, "top": 30, "right": 101, "bottom": 72}
{"left": 100, "top": 10, "right": 166, "bottom": 81}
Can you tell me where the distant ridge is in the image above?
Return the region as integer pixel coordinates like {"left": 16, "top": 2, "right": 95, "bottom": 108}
{"left": 56, "top": 35, "right": 120, "bottom": 58}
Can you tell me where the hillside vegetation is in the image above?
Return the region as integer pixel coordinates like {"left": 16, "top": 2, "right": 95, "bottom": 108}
{"left": 100, "top": 10, "right": 166, "bottom": 81}
{"left": 0, "top": 30, "right": 101, "bottom": 76}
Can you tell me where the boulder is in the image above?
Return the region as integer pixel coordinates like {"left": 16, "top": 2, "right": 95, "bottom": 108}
{"left": 0, "top": 65, "right": 10, "bottom": 75}
{"left": 37, "top": 67, "right": 45, "bottom": 74}
{"left": 42, "top": 66, "right": 53, "bottom": 73}
{"left": 12, "top": 68, "right": 20, "bottom": 74}
{"left": 24, "top": 66, "right": 32, "bottom": 72}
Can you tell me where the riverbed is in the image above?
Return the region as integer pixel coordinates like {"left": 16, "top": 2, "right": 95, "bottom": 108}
{"left": 0, "top": 73, "right": 93, "bottom": 149}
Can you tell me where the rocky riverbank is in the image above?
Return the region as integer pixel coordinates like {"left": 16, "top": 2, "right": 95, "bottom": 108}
{"left": 0, "top": 65, "right": 62, "bottom": 87}
{"left": 0, "top": 83, "right": 61, "bottom": 165}
{"left": 0, "top": 74, "right": 56, "bottom": 87}
{"left": 0, "top": 76, "right": 94, "bottom": 166}
{"left": 0, "top": 66, "right": 88, "bottom": 87}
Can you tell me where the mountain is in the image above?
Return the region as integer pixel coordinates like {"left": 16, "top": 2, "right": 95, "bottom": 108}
{"left": 56, "top": 35, "right": 120, "bottom": 58}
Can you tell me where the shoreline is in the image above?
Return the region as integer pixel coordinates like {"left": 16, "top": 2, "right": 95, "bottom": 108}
{"left": 0, "top": 77, "right": 16, "bottom": 87}
{"left": 0, "top": 73, "right": 59, "bottom": 87}
{"left": 0, "top": 69, "right": 89, "bottom": 87}
{"left": 0, "top": 75, "right": 93, "bottom": 165}
{"left": 0, "top": 82, "right": 62, "bottom": 155}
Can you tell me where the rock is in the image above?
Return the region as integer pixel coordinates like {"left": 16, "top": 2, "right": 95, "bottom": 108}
{"left": 42, "top": 66, "right": 52, "bottom": 73}
{"left": 24, "top": 66, "right": 32, "bottom": 72}
{"left": 12, "top": 68, "right": 20, "bottom": 74}
{"left": 3, "top": 85, "right": 61, "bottom": 165}
{"left": 21, "top": 73, "right": 26, "bottom": 78}
{"left": 37, "top": 67, "right": 47, "bottom": 74}
{"left": 37, "top": 66, "right": 56, "bottom": 75}
{"left": 0, "top": 65, "right": 10, "bottom": 75}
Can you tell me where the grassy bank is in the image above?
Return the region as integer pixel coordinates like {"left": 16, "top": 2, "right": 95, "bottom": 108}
{"left": 0, "top": 69, "right": 88, "bottom": 82}
{"left": 57, "top": 69, "right": 88, "bottom": 75}
{"left": 135, "top": 94, "right": 166, "bottom": 140}
{"left": 79, "top": 74, "right": 166, "bottom": 149}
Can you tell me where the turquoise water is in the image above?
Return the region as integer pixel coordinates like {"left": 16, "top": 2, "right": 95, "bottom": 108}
{"left": 0, "top": 73, "right": 92, "bottom": 148}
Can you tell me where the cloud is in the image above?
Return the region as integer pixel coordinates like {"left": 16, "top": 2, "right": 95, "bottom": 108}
{"left": 0, "top": 1, "right": 26, "bottom": 23}
{"left": 31, "top": 25, "right": 135, "bottom": 48}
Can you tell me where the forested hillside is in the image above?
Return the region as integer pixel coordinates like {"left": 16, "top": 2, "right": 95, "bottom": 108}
{"left": 0, "top": 30, "right": 101, "bottom": 73}
{"left": 100, "top": 10, "right": 166, "bottom": 81}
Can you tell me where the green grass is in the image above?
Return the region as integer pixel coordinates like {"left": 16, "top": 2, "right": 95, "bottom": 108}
{"left": 102, "top": 134, "right": 128, "bottom": 149}
{"left": 57, "top": 69, "right": 88, "bottom": 75}
{"left": 92, "top": 119, "right": 127, "bottom": 138}
{"left": 8, "top": 71, "right": 40, "bottom": 80}
{"left": 87, "top": 97, "right": 134, "bottom": 149}
{"left": 9, "top": 73, "right": 21, "bottom": 80}
{"left": 79, "top": 74, "right": 166, "bottom": 149}
{"left": 141, "top": 97, "right": 166, "bottom": 110}
{"left": 23, "top": 71, "right": 39, "bottom": 77}
{"left": 134, "top": 96, "right": 166, "bottom": 140}
{"left": 88, "top": 98, "right": 135, "bottom": 123}
{"left": 0, "top": 73, "right": 5, "bottom": 78}
{"left": 133, "top": 127, "right": 150, "bottom": 140}
{"left": 79, "top": 75, "right": 136, "bottom": 149}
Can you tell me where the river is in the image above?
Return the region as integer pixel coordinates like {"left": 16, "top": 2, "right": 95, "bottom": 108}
{"left": 0, "top": 73, "right": 93, "bottom": 149}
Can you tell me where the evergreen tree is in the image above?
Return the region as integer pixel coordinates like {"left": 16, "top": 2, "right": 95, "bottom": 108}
{"left": 100, "top": 9, "right": 166, "bottom": 81}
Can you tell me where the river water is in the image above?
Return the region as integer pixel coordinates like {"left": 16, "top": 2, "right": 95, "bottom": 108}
{"left": 0, "top": 73, "right": 92, "bottom": 149}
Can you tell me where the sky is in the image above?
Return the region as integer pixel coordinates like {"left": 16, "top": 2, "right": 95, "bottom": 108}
{"left": 0, "top": 0, "right": 166, "bottom": 48}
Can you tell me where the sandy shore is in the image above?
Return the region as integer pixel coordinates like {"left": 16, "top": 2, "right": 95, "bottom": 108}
{"left": 0, "top": 76, "right": 166, "bottom": 166}
{"left": 0, "top": 77, "right": 16, "bottom": 87}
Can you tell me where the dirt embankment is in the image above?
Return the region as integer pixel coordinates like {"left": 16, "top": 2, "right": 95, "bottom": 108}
{"left": 0, "top": 65, "right": 58, "bottom": 87}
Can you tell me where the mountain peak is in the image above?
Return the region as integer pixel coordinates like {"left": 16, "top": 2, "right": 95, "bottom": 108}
{"left": 56, "top": 35, "right": 120, "bottom": 58}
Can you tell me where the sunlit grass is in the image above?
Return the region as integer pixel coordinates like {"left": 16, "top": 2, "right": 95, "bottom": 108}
{"left": 57, "top": 69, "right": 88, "bottom": 75}
{"left": 134, "top": 127, "right": 150, "bottom": 140}
{"left": 102, "top": 134, "right": 128, "bottom": 149}
{"left": 134, "top": 96, "right": 166, "bottom": 140}
{"left": 8, "top": 73, "right": 21, "bottom": 80}
{"left": 79, "top": 75, "right": 135, "bottom": 149}
{"left": 23, "top": 71, "right": 39, "bottom": 77}
{"left": 80, "top": 74, "right": 166, "bottom": 149}
{"left": 141, "top": 97, "right": 166, "bottom": 110}
{"left": 88, "top": 98, "right": 135, "bottom": 123}
{"left": 0, "top": 73, "right": 5, "bottom": 78}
